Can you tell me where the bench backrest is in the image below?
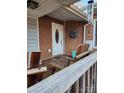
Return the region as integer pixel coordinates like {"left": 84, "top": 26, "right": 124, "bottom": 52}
{"left": 30, "top": 52, "right": 41, "bottom": 68}
{"left": 76, "top": 43, "right": 89, "bottom": 55}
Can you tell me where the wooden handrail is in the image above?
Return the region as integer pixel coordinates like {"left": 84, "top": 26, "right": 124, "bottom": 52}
{"left": 28, "top": 52, "right": 97, "bottom": 93}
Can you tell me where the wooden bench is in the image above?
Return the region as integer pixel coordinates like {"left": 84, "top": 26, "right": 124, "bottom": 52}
{"left": 27, "top": 52, "right": 47, "bottom": 87}
{"left": 75, "top": 51, "right": 90, "bottom": 61}
{"left": 49, "top": 44, "right": 90, "bottom": 74}
{"left": 27, "top": 66, "right": 47, "bottom": 75}
{"left": 48, "top": 50, "right": 90, "bottom": 74}
{"left": 64, "top": 43, "right": 90, "bottom": 65}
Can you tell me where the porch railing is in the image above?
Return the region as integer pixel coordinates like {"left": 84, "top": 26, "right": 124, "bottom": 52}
{"left": 28, "top": 52, "right": 97, "bottom": 93}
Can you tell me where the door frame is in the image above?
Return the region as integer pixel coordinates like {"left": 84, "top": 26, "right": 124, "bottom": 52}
{"left": 52, "top": 22, "right": 64, "bottom": 56}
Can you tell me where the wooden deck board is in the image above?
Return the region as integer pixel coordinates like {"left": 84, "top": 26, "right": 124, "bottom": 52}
{"left": 50, "top": 62, "right": 65, "bottom": 70}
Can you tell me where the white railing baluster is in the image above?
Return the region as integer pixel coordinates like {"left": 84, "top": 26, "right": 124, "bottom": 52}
{"left": 83, "top": 73, "right": 86, "bottom": 93}
{"left": 92, "top": 62, "right": 97, "bottom": 93}
{"left": 91, "top": 65, "right": 94, "bottom": 93}
{"left": 71, "top": 80, "right": 79, "bottom": 93}
{"left": 79, "top": 75, "right": 84, "bottom": 93}
{"left": 88, "top": 68, "right": 90, "bottom": 93}
{"left": 65, "top": 88, "right": 70, "bottom": 93}
{"left": 94, "top": 62, "right": 97, "bottom": 93}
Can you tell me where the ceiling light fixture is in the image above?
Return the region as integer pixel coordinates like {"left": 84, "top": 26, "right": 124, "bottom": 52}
{"left": 27, "top": 0, "right": 39, "bottom": 10}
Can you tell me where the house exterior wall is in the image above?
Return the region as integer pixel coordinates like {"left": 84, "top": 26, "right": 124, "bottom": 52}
{"left": 85, "top": 14, "right": 97, "bottom": 41}
{"left": 85, "top": 13, "right": 97, "bottom": 49}
{"left": 94, "top": 14, "right": 97, "bottom": 19}
{"left": 38, "top": 16, "right": 63, "bottom": 59}
{"left": 38, "top": 16, "right": 85, "bottom": 59}
{"left": 85, "top": 23, "right": 93, "bottom": 40}
{"left": 65, "top": 21, "right": 84, "bottom": 55}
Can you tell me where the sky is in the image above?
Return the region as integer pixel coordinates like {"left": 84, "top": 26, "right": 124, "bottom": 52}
{"left": 74, "top": 0, "right": 97, "bottom": 9}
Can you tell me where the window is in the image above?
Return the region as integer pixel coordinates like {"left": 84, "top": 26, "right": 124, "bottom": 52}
{"left": 55, "top": 30, "right": 59, "bottom": 44}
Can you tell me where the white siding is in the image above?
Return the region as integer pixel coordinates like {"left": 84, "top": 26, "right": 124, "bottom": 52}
{"left": 27, "top": 17, "right": 38, "bottom": 52}
{"left": 27, "top": 17, "right": 39, "bottom": 68}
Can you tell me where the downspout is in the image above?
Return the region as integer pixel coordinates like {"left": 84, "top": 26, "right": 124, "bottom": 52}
{"left": 83, "top": 22, "right": 91, "bottom": 44}
{"left": 63, "top": 20, "right": 66, "bottom": 54}
{"left": 83, "top": 2, "right": 94, "bottom": 48}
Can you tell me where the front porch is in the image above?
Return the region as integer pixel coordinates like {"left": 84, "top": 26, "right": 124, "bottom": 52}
{"left": 27, "top": 0, "right": 97, "bottom": 93}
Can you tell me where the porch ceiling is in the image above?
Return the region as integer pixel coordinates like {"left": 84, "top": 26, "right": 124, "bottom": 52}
{"left": 47, "top": 6, "right": 88, "bottom": 22}
{"left": 27, "top": 0, "right": 80, "bottom": 18}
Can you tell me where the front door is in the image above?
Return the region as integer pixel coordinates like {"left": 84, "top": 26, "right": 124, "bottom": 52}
{"left": 52, "top": 22, "right": 64, "bottom": 56}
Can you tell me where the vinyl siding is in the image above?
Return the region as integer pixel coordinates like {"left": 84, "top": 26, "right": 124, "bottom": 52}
{"left": 27, "top": 17, "right": 38, "bottom": 52}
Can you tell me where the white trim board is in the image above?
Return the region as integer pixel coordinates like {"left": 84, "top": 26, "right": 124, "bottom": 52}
{"left": 37, "top": 19, "right": 40, "bottom": 51}
{"left": 93, "top": 19, "right": 97, "bottom": 47}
